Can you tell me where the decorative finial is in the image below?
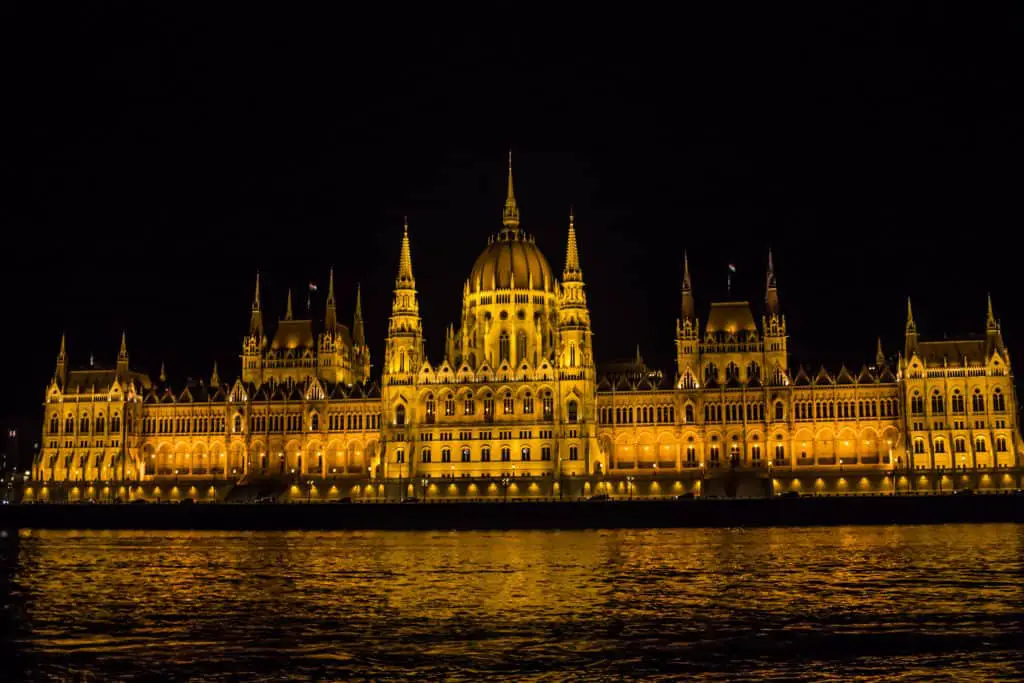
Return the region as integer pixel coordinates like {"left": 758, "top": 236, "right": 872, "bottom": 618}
{"left": 876, "top": 337, "right": 885, "bottom": 367}
{"left": 119, "top": 330, "right": 128, "bottom": 358}
{"left": 987, "top": 293, "right": 997, "bottom": 330}
{"left": 906, "top": 297, "right": 916, "bottom": 333}
{"left": 159, "top": 361, "right": 167, "bottom": 383}
{"left": 210, "top": 361, "right": 220, "bottom": 388}
{"left": 563, "top": 207, "right": 582, "bottom": 281}
{"left": 253, "top": 271, "right": 261, "bottom": 309}
{"left": 682, "top": 250, "right": 692, "bottom": 292}
{"left": 502, "top": 151, "right": 520, "bottom": 230}
{"left": 397, "top": 219, "right": 415, "bottom": 286}
{"left": 285, "top": 288, "right": 294, "bottom": 320}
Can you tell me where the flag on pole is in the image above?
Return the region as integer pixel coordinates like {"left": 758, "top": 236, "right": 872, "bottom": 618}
{"left": 728, "top": 264, "right": 737, "bottom": 273}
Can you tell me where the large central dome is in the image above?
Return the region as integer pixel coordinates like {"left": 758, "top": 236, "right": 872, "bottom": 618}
{"left": 468, "top": 230, "right": 554, "bottom": 293}
{"left": 467, "top": 154, "right": 555, "bottom": 294}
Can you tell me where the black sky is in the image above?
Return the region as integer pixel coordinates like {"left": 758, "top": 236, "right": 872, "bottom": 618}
{"left": 3, "top": 6, "right": 1022, "bottom": 444}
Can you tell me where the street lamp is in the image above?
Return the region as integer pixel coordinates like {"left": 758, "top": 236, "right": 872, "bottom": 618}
{"left": 699, "top": 462, "right": 706, "bottom": 499}
{"left": 306, "top": 479, "right": 314, "bottom": 503}
{"left": 626, "top": 475, "right": 635, "bottom": 501}
{"left": 421, "top": 476, "right": 429, "bottom": 502}
{"left": 558, "top": 457, "right": 565, "bottom": 501}
{"left": 767, "top": 459, "right": 774, "bottom": 498}
{"left": 501, "top": 474, "right": 511, "bottom": 503}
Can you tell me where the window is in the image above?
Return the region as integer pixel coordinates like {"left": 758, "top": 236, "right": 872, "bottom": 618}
{"left": 503, "top": 391, "right": 514, "bottom": 414}
{"left": 49, "top": 414, "right": 59, "bottom": 433}
{"left": 996, "top": 436, "right": 1007, "bottom": 452}
{"left": 516, "top": 331, "right": 527, "bottom": 363}
{"left": 65, "top": 414, "right": 74, "bottom": 433}
{"left": 310, "top": 414, "right": 319, "bottom": 431}
{"left": 233, "top": 415, "right": 242, "bottom": 433}
{"left": 751, "top": 445, "right": 761, "bottom": 464}
{"left": 951, "top": 391, "right": 964, "bottom": 413}
{"left": 567, "top": 400, "right": 578, "bottom": 423}
{"left": 543, "top": 391, "right": 554, "bottom": 419}
{"left": 499, "top": 332, "right": 510, "bottom": 363}
{"left": 747, "top": 362, "right": 761, "bottom": 383}
{"left": 395, "top": 404, "right": 406, "bottom": 426}
{"left": 484, "top": 394, "right": 495, "bottom": 419}
{"left": 954, "top": 437, "right": 966, "bottom": 453}
{"left": 774, "top": 444, "right": 784, "bottom": 464}
{"left": 686, "top": 445, "right": 697, "bottom": 464}
{"left": 569, "top": 343, "right": 577, "bottom": 367}
{"left": 685, "top": 404, "right": 694, "bottom": 423}
{"left": 481, "top": 447, "right": 491, "bottom": 462}
{"left": 523, "top": 391, "right": 534, "bottom": 414}
{"left": 993, "top": 389, "right": 1006, "bottom": 412}
{"left": 445, "top": 395, "right": 455, "bottom": 417}
{"left": 541, "top": 446, "right": 551, "bottom": 461}
{"left": 729, "top": 444, "right": 740, "bottom": 466}
{"left": 725, "top": 363, "right": 740, "bottom": 383}
{"left": 80, "top": 415, "right": 90, "bottom": 432}
{"left": 463, "top": 396, "right": 475, "bottom": 416}
{"left": 441, "top": 448, "right": 451, "bottom": 463}
{"left": 421, "top": 448, "right": 432, "bottom": 463}
{"left": 705, "top": 363, "right": 719, "bottom": 385}
{"left": 972, "top": 390, "right": 985, "bottom": 413}
{"left": 501, "top": 446, "right": 511, "bottom": 462}
{"left": 569, "top": 446, "right": 579, "bottom": 461}
{"left": 911, "top": 393, "right": 924, "bottom": 415}
{"left": 521, "top": 447, "right": 531, "bottom": 461}
{"left": 913, "top": 439, "right": 924, "bottom": 454}
{"left": 461, "top": 447, "right": 471, "bottom": 462}
{"left": 425, "top": 395, "right": 436, "bottom": 423}
{"left": 931, "top": 391, "right": 945, "bottom": 414}
{"left": 96, "top": 415, "right": 105, "bottom": 433}
{"left": 774, "top": 402, "right": 784, "bottom": 420}
{"left": 934, "top": 439, "right": 946, "bottom": 453}
{"left": 709, "top": 445, "right": 720, "bottom": 466}
{"left": 974, "top": 437, "right": 986, "bottom": 453}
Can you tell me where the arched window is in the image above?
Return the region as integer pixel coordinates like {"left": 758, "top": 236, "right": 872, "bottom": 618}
{"left": 974, "top": 437, "right": 986, "bottom": 452}
{"left": 516, "top": 331, "right": 527, "bottom": 363}
{"left": 481, "top": 446, "right": 491, "bottom": 462}
{"left": 80, "top": 415, "right": 90, "bottom": 433}
{"left": 501, "top": 446, "right": 511, "bottom": 462}
{"left": 542, "top": 390, "right": 554, "bottom": 419}
{"left": 913, "top": 439, "right": 925, "bottom": 454}
{"left": 685, "top": 404, "right": 694, "bottom": 423}
{"left": 49, "top": 414, "right": 59, "bottom": 433}
{"left": 463, "top": 394, "right": 475, "bottom": 416}
{"left": 425, "top": 394, "right": 435, "bottom": 423}
{"left": 503, "top": 391, "right": 514, "bottom": 414}
{"left": 747, "top": 362, "right": 761, "bottom": 383}
{"left": 461, "top": 447, "right": 471, "bottom": 462}
{"left": 499, "top": 332, "right": 510, "bottom": 363}
{"left": 441, "top": 448, "right": 451, "bottom": 463}
{"left": 972, "top": 389, "right": 985, "bottom": 413}
{"left": 111, "top": 412, "right": 120, "bottom": 433}
{"left": 993, "top": 389, "right": 1006, "bottom": 412}
{"left": 951, "top": 390, "right": 964, "bottom": 414}
{"left": 686, "top": 445, "right": 696, "bottom": 464}
{"left": 933, "top": 439, "right": 946, "bottom": 453}
{"left": 774, "top": 444, "right": 785, "bottom": 463}
{"left": 444, "top": 394, "right": 455, "bottom": 417}
{"left": 930, "top": 391, "right": 944, "bottom": 414}
{"left": 567, "top": 400, "right": 578, "bottom": 423}
{"left": 725, "top": 363, "right": 740, "bottom": 383}
{"left": 996, "top": 436, "right": 1007, "bottom": 452}
{"left": 523, "top": 391, "right": 534, "bottom": 414}
{"left": 421, "top": 448, "right": 432, "bottom": 463}
{"left": 396, "top": 449, "right": 405, "bottom": 463}
{"left": 704, "top": 363, "right": 719, "bottom": 385}
{"left": 954, "top": 437, "right": 966, "bottom": 453}
{"left": 774, "top": 401, "right": 784, "bottom": 420}
{"left": 911, "top": 392, "right": 923, "bottom": 415}
{"left": 521, "top": 447, "right": 531, "bottom": 461}
{"left": 310, "top": 414, "right": 319, "bottom": 431}
{"left": 395, "top": 404, "right": 406, "bottom": 426}
{"left": 96, "top": 414, "right": 105, "bottom": 433}
{"left": 233, "top": 415, "right": 242, "bottom": 433}
{"left": 569, "top": 343, "right": 577, "bottom": 367}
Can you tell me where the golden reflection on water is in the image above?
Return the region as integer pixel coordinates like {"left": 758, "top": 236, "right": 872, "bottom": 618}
{"left": 5, "top": 525, "right": 1024, "bottom": 681}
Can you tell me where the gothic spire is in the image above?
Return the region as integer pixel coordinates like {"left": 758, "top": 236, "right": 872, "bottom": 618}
{"left": 159, "top": 361, "right": 167, "bottom": 383}
{"left": 876, "top": 337, "right": 885, "bottom": 367}
{"left": 563, "top": 208, "right": 582, "bottom": 281}
{"left": 502, "top": 150, "right": 520, "bottom": 231}
{"left": 55, "top": 333, "right": 67, "bottom": 385}
{"left": 905, "top": 296, "right": 916, "bottom": 334}
{"left": 765, "top": 249, "right": 779, "bottom": 315}
{"left": 682, "top": 250, "right": 695, "bottom": 321}
{"left": 285, "top": 288, "right": 294, "bottom": 321}
{"left": 249, "top": 271, "right": 263, "bottom": 338}
{"left": 325, "top": 267, "right": 337, "bottom": 330}
{"left": 210, "top": 361, "right": 220, "bottom": 388}
{"left": 904, "top": 296, "right": 919, "bottom": 357}
{"left": 396, "top": 217, "right": 415, "bottom": 287}
{"left": 987, "top": 293, "right": 997, "bottom": 330}
{"left": 353, "top": 283, "right": 365, "bottom": 347}
{"left": 118, "top": 330, "right": 128, "bottom": 360}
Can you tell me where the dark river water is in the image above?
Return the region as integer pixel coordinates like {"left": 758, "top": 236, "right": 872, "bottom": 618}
{"left": 2, "top": 524, "right": 1023, "bottom": 681}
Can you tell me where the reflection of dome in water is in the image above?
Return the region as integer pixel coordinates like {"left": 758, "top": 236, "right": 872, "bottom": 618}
{"left": 468, "top": 231, "right": 554, "bottom": 293}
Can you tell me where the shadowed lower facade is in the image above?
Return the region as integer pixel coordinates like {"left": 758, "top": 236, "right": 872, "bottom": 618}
{"left": 28, "top": 160, "right": 1024, "bottom": 501}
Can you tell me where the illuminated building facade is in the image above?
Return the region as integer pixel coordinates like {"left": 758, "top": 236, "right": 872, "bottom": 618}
{"left": 28, "top": 160, "right": 1023, "bottom": 501}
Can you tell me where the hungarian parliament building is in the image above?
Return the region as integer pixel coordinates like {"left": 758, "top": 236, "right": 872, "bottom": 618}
{"left": 28, "top": 162, "right": 1022, "bottom": 501}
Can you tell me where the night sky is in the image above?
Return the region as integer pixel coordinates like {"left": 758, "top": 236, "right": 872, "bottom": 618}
{"left": 3, "top": 6, "right": 1022, "bottom": 450}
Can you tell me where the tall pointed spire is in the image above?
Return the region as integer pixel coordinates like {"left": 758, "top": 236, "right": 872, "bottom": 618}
{"left": 249, "top": 271, "right": 263, "bottom": 338}
{"left": 876, "top": 337, "right": 885, "bottom": 368}
{"left": 502, "top": 150, "right": 520, "bottom": 231}
{"left": 905, "top": 297, "right": 916, "bottom": 333}
{"left": 159, "top": 361, "right": 167, "bottom": 383}
{"left": 396, "top": 217, "right": 415, "bottom": 286}
{"left": 118, "top": 330, "right": 128, "bottom": 359}
{"left": 985, "top": 292, "right": 1005, "bottom": 355}
{"left": 904, "top": 296, "right": 919, "bottom": 358}
{"left": 765, "top": 249, "right": 779, "bottom": 315}
{"left": 353, "top": 283, "right": 365, "bottom": 346}
{"left": 986, "top": 293, "right": 997, "bottom": 330}
{"left": 681, "top": 250, "right": 695, "bottom": 322}
{"left": 324, "top": 267, "right": 337, "bottom": 330}
{"left": 563, "top": 208, "right": 582, "bottom": 281}
{"left": 116, "top": 330, "right": 129, "bottom": 379}
{"left": 285, "top": 289, "right": 294, "bottom": 321}
{"left": 210, "top": 361, "right": 220, "bottom": 388}
{"left": 55, "top": 333, "right": 67, "bottom": 386}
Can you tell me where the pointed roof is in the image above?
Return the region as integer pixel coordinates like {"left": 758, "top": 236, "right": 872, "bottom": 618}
{"left": 396, "top": 217, "right": 415, "bottom": 287}
{"left": 285, "top": 289, "right": 294, "bottom": 320}
{"left": 987, "top": 293, "right": 998, "bottom": 331}
{"left": 876, "top": 337, "right": 885, "bottom": 367}
{"left": 502, "top": 150, "right": 520, "bottom": 230}
{"left": 253, "top": 271, "right": 262, "bottom": 310}
{"left": 905, "top": 296, "right": 916, "bottom": 333}
{"left": 327, "top": 267, "right": 336, "bottom": 304}
{"left": 118, "top": 331, "right": 128, "bottom": 359}
{"left": 353, "top": 283, "right": 365, "bottom": 346}
{"left": 210, "top": 362, "right": 220, "bottom": 388}
{"left": 563, "top": 208, "right": 582, "bottom": 281}
{"left": 682, "top": 250, "right": 692, "bottom": 292}
{"left": 159, "top": 361, "right": 167, "bottom": 383}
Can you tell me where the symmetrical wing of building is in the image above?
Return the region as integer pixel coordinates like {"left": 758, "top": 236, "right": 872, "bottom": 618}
{"left": 28, "top": 160, "right": 1023, "bottom": 501}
